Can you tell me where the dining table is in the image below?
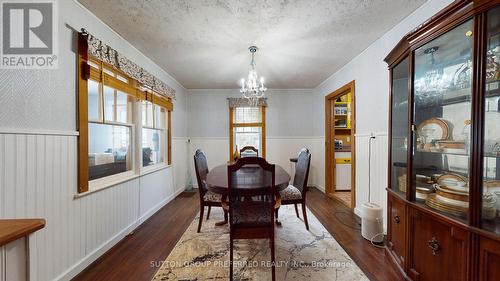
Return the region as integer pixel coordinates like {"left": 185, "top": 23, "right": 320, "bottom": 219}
{"left": 206, "top": 163, "right": 291, "bottom": 225}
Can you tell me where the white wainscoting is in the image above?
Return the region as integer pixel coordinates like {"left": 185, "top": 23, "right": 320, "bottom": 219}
{"left": 3, "top": 238, "right": 27, "bottom": 281}
{"left": 172, "top": 137, "right": 190, "bottom": 196}
{"left": 0, "top": 133, "right": 187, "bottom": 281}
{"left": 309, "top": 137, "right": 325, "bottom": 192}
{"left": 353, "top": 133, "right": 388, "bottom": 230}
{"left": 0, "top": 246, "right": 3, "bottom": 281}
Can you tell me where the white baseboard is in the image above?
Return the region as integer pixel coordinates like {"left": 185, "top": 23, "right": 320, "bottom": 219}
{"left": 138, "top": 188, "right": 184, "bottom": 224}
{"left": 312, "top": 184, "right": 325, "bottom": 193}
{"left": 312, "top": 185, "right": 360, "bottom": 218}
{"left": 54, "top": 220, "right": 139, "bottom": 281}
{"left": 55, "top": 188, "right": 184, "bottom": 281}
{"left": 354, "top": 207, "right": 362, "bottom": 218}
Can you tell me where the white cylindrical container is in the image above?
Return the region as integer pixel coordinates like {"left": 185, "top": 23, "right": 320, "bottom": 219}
{"left": 361, "top": 202, "right": 384, "bottom": 243}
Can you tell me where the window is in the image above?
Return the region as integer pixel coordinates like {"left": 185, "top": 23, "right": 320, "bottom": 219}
{"left": 229, "top": 106, "right": 266, "bottom": 159}
{"left": 88, "top": 123, "right": 131, "bottom": 180}
{"left": 142, "top": 101, "right": 168, "bottom": 167}
{"left": 85, "top": 62, "right": 135, "bottom": 182}
{"left": 77, "top": 46, "right": 173, "bottom": 193}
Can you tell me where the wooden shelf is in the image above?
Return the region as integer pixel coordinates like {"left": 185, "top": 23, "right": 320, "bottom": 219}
{"left": 0, "top": 219, "right": 45, "bottom": 246}
{"left": 417, "top": 87, "right": 499, "bottom": 109}
{"left": 416, "top": 149, "right": 499, "bottom": 158}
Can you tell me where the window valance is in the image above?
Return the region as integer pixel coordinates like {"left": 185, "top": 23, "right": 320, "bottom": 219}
{"left": 142, "top": 90, "right": 174, "bottom": 111}
{"left": 227, "top": 97, "right": 268, "bottom": 108}
{"left": 81, "top": 28, "right": 176, "bottom": 100}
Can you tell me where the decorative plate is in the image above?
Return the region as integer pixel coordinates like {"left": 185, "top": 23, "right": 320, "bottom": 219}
{"left": 426, "top": 194, "right": 467, "bottom": 217}
{"left": 485, "top": 180, "right": 500, "bottom": 188}
{"left": 435, "top": 185, "right": 468, "bottom": 204}
{"left": 436, "top": 140, "right": 466, "bottom": 149}
{"left": 485, "top": 180, "right": 500, "bottom": 194}
{"left": 417, "top": 118, "right": 449, "bottom": 143}
{"left": 437, "top": 173, "right": 468, "bottom": 192}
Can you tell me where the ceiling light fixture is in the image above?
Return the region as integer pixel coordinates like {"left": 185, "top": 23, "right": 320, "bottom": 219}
{"left": 239, "top": 46, "right": 267, "bottom": 102}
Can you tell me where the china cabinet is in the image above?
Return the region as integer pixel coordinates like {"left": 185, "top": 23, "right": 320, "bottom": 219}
{"left": 385, "top": 1, "right": 500, "bottom": 280}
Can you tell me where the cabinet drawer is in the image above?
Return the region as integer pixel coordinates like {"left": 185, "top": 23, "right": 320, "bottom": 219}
{"left": 408, "top": 208, "right": 468, "bottom": 281}
{"left": 387, "top": 194, "right": 406, "bottom": 268}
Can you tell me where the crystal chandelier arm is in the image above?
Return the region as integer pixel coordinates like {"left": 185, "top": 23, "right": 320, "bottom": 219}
{"left": 238, "top": 45, "right": 267, "bottom": 100}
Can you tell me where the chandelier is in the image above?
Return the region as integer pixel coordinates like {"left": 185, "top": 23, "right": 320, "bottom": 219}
{"left": 239, "top": 46, "right": 267, "bottom": 102}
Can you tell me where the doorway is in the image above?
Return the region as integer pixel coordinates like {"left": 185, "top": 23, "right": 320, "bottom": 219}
{"left": 325, "top": 81, "right": 355, "bottom": 208}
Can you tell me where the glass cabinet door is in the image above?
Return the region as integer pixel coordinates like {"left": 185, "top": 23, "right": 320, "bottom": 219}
{"left": 481, "top": 6, "right": 500, "bottom": 234}
{"left": 412, "top": 19, "right": 473, "bottom": 223}
{"left": 391, "top": 58, "right": 409, "bottom": 197}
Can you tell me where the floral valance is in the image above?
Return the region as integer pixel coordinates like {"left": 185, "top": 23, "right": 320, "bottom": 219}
{"left": 227, "top": 97, "right": 267, "bottom": 108}
{"left": 81, "top": 29, "right": 176, "bottom": 100}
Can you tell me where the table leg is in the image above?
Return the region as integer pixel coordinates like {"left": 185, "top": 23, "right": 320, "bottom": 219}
{"left": 275, "top": 193, "right": 282, "bottom": 226}
{"left": 275, "top": 218, "right": 282, "bottom": 226}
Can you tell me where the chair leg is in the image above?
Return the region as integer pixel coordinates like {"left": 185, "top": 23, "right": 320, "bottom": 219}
{"left": 275, "top": 208, "right": 279, "bottom": 221}
{"left": 230, "top": 238, "right": 234, "bottom": 281}
{"left": 224, "top": 210, "right": 228, "bottom": 222}
{"left": 270, "top": 236, "right": 276, "bottom": 281}
{"left": 294, "top": 203, "right": 300, "bottom": 218}
{"left": 302, "top": 203, "right": 309, "bottom": 231}
{"left": 206, "top": 206, "right": 211, "bottom": 220}
{"left": 197, "top": 205, "right": 204, "bottom": 233}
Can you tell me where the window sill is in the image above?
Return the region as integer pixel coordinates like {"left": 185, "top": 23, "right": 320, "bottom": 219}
{"left": 73, "top": 164, "right": 172, "bottom": 199}
{"left": 74, "top": 172, "right": 139, "bottom": 199}
{"left": 140, "top": 163, "right": 171, "bottom": 176}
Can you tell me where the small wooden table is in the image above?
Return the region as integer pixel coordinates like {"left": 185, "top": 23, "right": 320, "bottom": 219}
{"left": 206, "top": 164, "right": 291, "bottom": 225}
{"left": 0, "top": 219, "right": 45, "bottom": 247}
{"left": 0, "top": 219, "right": 45, "bottom": 281}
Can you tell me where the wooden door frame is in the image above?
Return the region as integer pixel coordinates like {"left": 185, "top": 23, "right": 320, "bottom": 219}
{"left": 325, "top": 80, "right": 356, "bottom": 208}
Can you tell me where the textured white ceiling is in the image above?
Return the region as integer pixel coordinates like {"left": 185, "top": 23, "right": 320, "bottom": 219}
{"left": 78, "top": 0, "right": 426, "bottom": 89}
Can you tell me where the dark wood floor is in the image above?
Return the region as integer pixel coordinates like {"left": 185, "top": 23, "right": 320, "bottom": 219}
{"left": 307, "top": 188, "right": 400, "bottom": 281}
{"left": 73, "top": 188, "right": 401, "bottom": 281}
{"left": 73, "top": 192, "right": 200, "bottom": 281}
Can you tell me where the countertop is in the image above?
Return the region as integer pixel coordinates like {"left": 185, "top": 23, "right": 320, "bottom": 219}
{"left": 0, "top": 219, "right": 45, "bottom": 246}
{"left": 335, "top": 146, "right": 352, "bottom": 152}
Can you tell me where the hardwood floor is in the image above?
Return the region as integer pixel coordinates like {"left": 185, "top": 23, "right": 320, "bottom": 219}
{"left": 73, "top": 188, "right": 400, "bottom": 281}
{"left": 330, "top": 190, "right": 352, "bottom": 208}
{"left": 307, "top": 188, "right": 400, "bottom": 281}
{"left": 73, "top": 192, "right": 200, "bottom": 281}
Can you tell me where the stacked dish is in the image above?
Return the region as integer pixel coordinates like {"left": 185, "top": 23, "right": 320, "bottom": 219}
{"left": 425, "top": 174, "right": 469, "bottom": 217}
{"left": 425, "top": 174, "right": 498, "bottom": 219}
{"left": 416, "top": 186, "right": 434, "bottom": 200}
{"left": 398, "top": 174, "right": 433, "bottom": 197}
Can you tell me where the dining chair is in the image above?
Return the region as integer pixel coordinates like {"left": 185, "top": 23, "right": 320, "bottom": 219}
{"left": 277, "top": 148, "right": 311, "bottom": 230}
{"left": 239, "top": 146, "right": 259, "bottom": 157}
{"left": 194, "top": 149, "right": 227, "bottom": 233}
{"left": 228, "top": 157, "right": 276, "bottom": 281}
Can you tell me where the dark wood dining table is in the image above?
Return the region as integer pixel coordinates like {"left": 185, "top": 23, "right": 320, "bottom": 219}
{"left": 206, "top": 163, "right": 291, "bottom": 225}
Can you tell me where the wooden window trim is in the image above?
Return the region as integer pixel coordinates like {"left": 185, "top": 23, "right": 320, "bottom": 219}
{"left": 168, "top": 110, "right": 172, "bottom": 165}
{"left": 77, "top": 35, "right": 173, "bottom": 193}
{"left": 228, "top": 106, "right": 266, "bottom": 160}
{"left": 77, "top": 33, "right": 89, "bottom": 193}
{"left": 141, "top": 101, "right": 170, "bottom": 167}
